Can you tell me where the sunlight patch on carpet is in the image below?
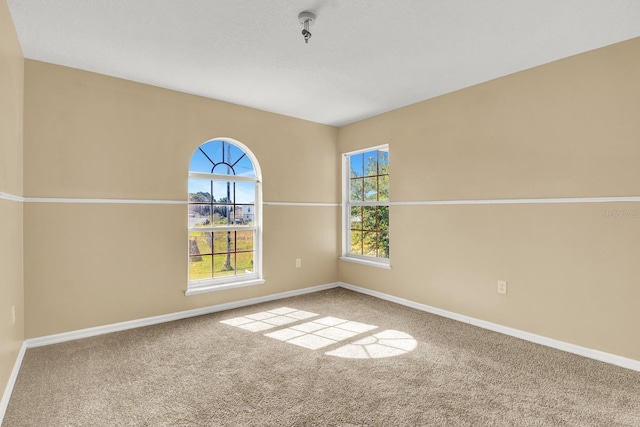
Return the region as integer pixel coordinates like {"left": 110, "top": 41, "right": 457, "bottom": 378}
{"left": 265, "top": 317, "right": 377, "bottom": 350}
{"left": 325, "top": 330, "right": 418, "bottom": 359}
{"left": 220, "top": 307, "right": 318, "bottom": 331}
{"left": 220, "top": 308, "right": 417, "bottom": 359}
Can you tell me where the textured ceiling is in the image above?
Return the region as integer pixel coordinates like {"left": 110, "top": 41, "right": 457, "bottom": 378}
{"left": 7, "top": 0, "right": 640, "bottom": 126}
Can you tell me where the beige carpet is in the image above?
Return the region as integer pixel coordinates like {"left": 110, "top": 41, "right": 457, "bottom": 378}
{"left": 4, "top": 288, "right": 640, "bottom": 426}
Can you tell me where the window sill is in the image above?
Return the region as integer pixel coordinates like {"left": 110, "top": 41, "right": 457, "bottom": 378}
{"left": 185, "top": 278, "right": 265, "bottom": 296}
{"left": 339, "top": 256, "right": 391, "bottom": 270}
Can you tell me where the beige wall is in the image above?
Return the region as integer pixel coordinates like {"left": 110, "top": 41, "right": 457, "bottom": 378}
{"left": 0, "top": 0, "right": 24, "bottom": 403}
{"left": 23, "top": 61, "right": 339, "bottom": 337}
{"left": 338, "top": 37, "right": 640, "bottom": 360}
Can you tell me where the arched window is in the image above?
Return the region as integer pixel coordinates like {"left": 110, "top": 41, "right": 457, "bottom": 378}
{"left": 187, "top": 138, "right": 263, "bottom": 295}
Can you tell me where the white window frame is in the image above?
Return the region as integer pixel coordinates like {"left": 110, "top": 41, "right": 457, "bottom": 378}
{"left": 186, "top": 139, "right": 264, "bottom": 296}
{"left": 340, "top": 145, "right": 391, "bottom": 269}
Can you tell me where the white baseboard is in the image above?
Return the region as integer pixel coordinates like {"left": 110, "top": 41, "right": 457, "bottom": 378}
{"left": 339, "top": 282, "right": 640, "bottom": 372}
{"left": 26, "top": 282, "right": 340, "bottom": 348}
{"left": 0, "top": 342, "right": 27, "bottom": 424}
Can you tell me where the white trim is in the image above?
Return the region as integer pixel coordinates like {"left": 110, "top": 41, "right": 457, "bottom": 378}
{"left": 188, "top": 225, "right": 256, "bottom": 232}
{"left": 0, "top": 342, "right": 27, "bottom": 424}
{"left": 263, "top": 202, "right": 340, "bottom": 207}
{"left": 344, "top": 144, "right": 390, "bottom": 155}
{"left": 0, "top": 192, "right": 25, "bottom": 202}
{"left": 255, "top": 182, "right": 263, "bottom": 286}
{"left": 339, "top": 256, "right": 391, "bottom": 269}
{"left": 349, "top": 201, "right": 390, "bottom": 207}
{"left": 339, "top": 282, "right": 640, "bottom": 372}
{"left": 185, "top": 278, "right": 266, "bottom": 296}
{"left": 189, "top": 171, "right": 258, "bottom": 183}
{"left": 25, "top": 282, "right": 340, "bottom": 348}
{"left": 390, "top": 196, "right": 640, "bottom": 206}
{"left": 26, "top": 197, "right": 186, "bottom": 204}
{"left": 341, "top": 153, "right": 349, "bottom": 257}
{"left": 7, "top": 195, "right": 639, "bottom": 206}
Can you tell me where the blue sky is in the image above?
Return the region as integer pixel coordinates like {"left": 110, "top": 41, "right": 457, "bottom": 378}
{"left": 188, "top": 179, "right": 255, "bottom": 204}
{"left": 350, "top": 150, "right": 388, "bottom": 177}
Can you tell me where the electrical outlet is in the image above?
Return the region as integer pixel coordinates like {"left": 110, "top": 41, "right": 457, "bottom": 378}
{"left": 295, "top": 258, "right": 301, "bottom": 268}
{"left": 497, "top": 280, "right": 507, "bottom": 295}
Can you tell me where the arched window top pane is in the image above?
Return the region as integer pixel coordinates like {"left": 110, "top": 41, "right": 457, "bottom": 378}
{"left": 189, "top": 139, "right": 256, "bottom": 178}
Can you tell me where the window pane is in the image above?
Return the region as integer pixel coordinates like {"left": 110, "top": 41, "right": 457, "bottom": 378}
{"left": 350, "top": 230, "right": 363, "bottom": 255}
{"left": 189, "top": 232, "right": 212, "bottom": 255}
{"left": 363, "top": 151, "right": 378, "bottom": 177}
{"left": 235, "top": 182, "right": 255, "bottom": 204}
{"left": 228, "top": 143, "right": 246, "bottom": 167}
{"left": 350, "top": 178, "right": 363, "bottom": 201}
{"left": 236, "top": 230, "right": 254, "bottom": 252}
{"left": 236, "top": 252, "right": 254, "bottom": 275}
{"left": 377, "top": 206, "right": 389, "bottom": 231}
{"left": 234, "top": 205, "right": 254, "bottom": 226}
{"left": 233, "top": 155, "right": 256, "bottom": 178}
{"left": 189, "top": 255, "right": 212, "bottom": 280}
{"left": 188, "top": 179, "right": 212, "bottom": 202}
{"left": 350, "top": 153, "right": 363, "bottom": 177}
{"left": 212, "top": 205, "right": 235, "bottom": 225}
{"left": 378, "top": 150, "right": 389, "bottom": 173}
{"left": 214, "top": 253, "right": 235, "bottom": 277}
{"left": 199, "top": 140, "right": 224, "bottom": 166}
{"left": 212, "top": 181, "right": 233, "bottom": 204}
{"left": 350, "top": 206, "right": 362, "bottom": 230}
{"left": 378, "top": 232, "right": 389, "bottom": 259}
{"left": 363, "top": 232, "right": 377, "bottom": 257}
{"left": 364, "top": 177, "right": 377, "bottom": 201}
{"left": 213, "top": 231, "right": 235, "bottom": 254}
{"left": 189, "top": 149, "right": 214, "bottom": 173}
{"left": 377, "top": 175, "right": 389, "bottom": 201}
{"left": 362, "top": 206, "right": 376, "bottom": 231}
{"left": 188, "top": 204, "right": 212, "bottom": 228}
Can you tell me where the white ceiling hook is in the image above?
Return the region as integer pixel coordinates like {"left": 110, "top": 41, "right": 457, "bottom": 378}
{"left": 298, "top": 11, "right": 316, "bottom": 44}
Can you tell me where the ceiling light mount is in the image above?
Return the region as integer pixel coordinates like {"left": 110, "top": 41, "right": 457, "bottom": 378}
{"left": 298, "top": 11, "right": 316, "bottom": 44}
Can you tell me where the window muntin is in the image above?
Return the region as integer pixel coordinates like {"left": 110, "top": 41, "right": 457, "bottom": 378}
{"left": 344, "top": 146, "right": 389, "bottom": 264}
{"left": 188, "top": 139, "right": 262, "bottom": 289}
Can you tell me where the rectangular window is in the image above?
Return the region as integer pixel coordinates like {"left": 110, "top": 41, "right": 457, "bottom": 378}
{"left": 342, "top": 145, "right": 390, "bottom": 267}
{"left": 188, "top": 174, "right": 258, "bottom": 285}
